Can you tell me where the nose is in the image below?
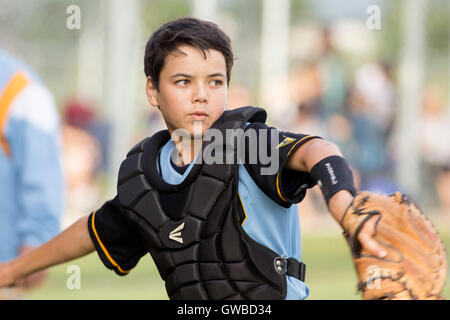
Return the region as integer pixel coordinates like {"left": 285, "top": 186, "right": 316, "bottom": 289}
{"left": 192, "top": 83, "right": 208, "bottom": 104}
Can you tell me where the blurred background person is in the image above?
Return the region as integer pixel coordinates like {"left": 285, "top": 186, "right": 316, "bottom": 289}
{"left": 316, "top": 27, "right": 348, "bottom": 119}
{"left": 287, "top": 61, "right": 325, "bottom": 136}
{"left": 0, "top": 46, "right": 64, "bottom": 298}
{"left": 419, "top": 85, "right": 450, "bottom": 215}
{"left": 61, "top": 99, "right": 102, "bottom": 228}
{"left": 343, "top": 63, "right": 398, "bottom": 195}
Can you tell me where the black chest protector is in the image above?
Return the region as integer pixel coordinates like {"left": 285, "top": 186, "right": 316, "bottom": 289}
{"left": 117, "top": 106, "right": 304, "bottom": 300}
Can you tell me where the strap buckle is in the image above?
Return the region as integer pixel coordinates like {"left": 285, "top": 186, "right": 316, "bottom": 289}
{"left": 274, "top": 257, "right": 306, "bottom": 282}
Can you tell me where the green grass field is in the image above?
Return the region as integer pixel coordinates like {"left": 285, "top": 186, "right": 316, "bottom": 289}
{"left": 25, "top": 232, "right": 450, "bottom": 300}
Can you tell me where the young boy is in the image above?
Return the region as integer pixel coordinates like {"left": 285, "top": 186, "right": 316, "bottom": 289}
{"left": 0, "top": 17, "right": 386, "bottom": 300}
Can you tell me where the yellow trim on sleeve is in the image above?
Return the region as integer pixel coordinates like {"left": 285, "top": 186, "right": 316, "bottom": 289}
{"left": 91, "top": 210, "right": 131, "bottom": 274}
{"left": 276, "top": 135, "right": 314, "bottom": 202}
{"left": 0, "top": 71, "right": 30, "bottom": 156}
{"left": 286, "top": 135, "right": 312, "bottom": 156}
{"left": 237, "top": 193, "right": 248, "bottom": 226}
{"left": 276, "top": 173, "right": 288, "bottom": 202}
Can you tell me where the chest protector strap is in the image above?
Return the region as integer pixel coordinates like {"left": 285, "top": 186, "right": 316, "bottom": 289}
{"left": 117, "top": 106, "right": 305, "bottom": 300}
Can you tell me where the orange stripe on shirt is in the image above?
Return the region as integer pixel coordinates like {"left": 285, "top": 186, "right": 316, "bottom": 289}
{"left": 91, "top": 210, "right": 131, "bottom": 275}
{"left": 0, "top": 71, "right": 30, "bottom": 156}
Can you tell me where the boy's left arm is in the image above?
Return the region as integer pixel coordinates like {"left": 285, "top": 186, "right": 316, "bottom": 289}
{"left": 286, "top": 138, "right": 388, "bottom": 258}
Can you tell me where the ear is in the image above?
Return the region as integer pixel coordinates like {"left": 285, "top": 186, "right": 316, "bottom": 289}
{"left": 146, "top": 77, "right": 159, "bottom": 107}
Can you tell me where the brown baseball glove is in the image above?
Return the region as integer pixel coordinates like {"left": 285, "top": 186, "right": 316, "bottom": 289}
{"left": 340, "top": 191, "right": 447, "bottom": 300}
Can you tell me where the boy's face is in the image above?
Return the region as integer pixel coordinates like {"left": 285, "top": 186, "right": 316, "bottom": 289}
{"left": 147, "top": 44, "right": 228, "bottom": 138}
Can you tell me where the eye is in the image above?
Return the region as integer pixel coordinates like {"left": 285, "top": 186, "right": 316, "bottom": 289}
{"left": 210, "top": 79, "right": 224, "bottom": 87}
{"left": 175, "top": 79, "right": 189, "bottom": 86}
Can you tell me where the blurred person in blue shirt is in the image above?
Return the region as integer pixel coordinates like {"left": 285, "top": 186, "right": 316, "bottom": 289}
{"left": 0, "top": 47, "right": 64, "bottom": 293}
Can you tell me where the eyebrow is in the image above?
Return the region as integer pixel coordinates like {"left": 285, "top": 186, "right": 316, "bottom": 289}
{"left": 170, "top": 72, "right": 226, "bottom": 79}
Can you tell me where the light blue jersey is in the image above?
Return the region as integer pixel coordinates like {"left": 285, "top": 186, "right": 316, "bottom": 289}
{"left": 158, "top": 139, "right": 310, "bottom": 300}
{"left": 0, "top": 48, "right": 64, "bottom": 261}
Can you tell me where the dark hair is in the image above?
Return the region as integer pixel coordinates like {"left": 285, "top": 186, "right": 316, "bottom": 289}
{"left": 144, "top": 17, "right": 234, "bottom": 90}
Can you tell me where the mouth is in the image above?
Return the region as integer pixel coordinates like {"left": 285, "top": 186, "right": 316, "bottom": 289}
{"left": 188, "top": 111, "right": 208, "bottom": 121}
